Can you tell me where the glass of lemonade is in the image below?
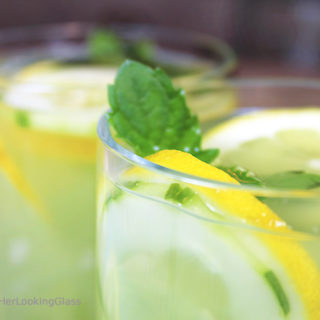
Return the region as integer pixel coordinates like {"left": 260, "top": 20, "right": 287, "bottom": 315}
{"left": 0, "top": 23, "right": 235, "bottom": 319}
{"left": 97, "top": 79, "right": 320, "bottom": 320}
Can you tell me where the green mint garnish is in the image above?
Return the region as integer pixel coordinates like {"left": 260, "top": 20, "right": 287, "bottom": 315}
{"left": 15, "top": 111, "right": 30, "bottom": 128}
{"left": 126, "top": 40, "right": 155, "bottom": 64}
{"left": 219, "top": 166, "right": 320, "bottom": 191}
{"left": 264, "top": 271, "right": 290, "bottom": 316}
{"left": 88, "top": 29, "right": 124, "bottom": 63}
{"left": 264, "top": 171, "right": 320, "bottom": 190}
{"left": 165, "top": 183, "right": 195, "bottom": 204}
{"left": 124, "top": 180, "right": 141, "bottom": 189}
{"left": 88, "top": 29, "right": 155, "bottom": 65}
{"left": 107, "top": 60, "right": 219, "bottom": 163}
{"left": 105, "top": 187, "right": 123, "bottom": 206}
{"left": 218, "top": 165, "right": 263, "bottom": 187}
{"left": 105, "top": 181, "right": 140, "bottom": 206}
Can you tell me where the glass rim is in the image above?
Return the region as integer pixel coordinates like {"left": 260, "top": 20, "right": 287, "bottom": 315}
{"left": 0, "top": 21, "right": 237, "bottom": 84}
{"left": 97, "top": 77, "right": 320, "bottom": 199}
{"left": 187, "top": 76, "right": 320, "bottom": 89}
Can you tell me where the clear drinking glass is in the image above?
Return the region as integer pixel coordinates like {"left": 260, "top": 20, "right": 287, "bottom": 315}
{"left": 97, "top": 79, "right": 320, "bottom": 320}
{"left": 0, "top": 22, "right": 236, "bottom": 320}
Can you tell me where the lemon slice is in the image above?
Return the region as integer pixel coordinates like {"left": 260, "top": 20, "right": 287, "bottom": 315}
{"left": 100, "top": 150, "right": 320, "bottom": 320}
{"left": 203, "top": 108, "right": 320, "bottom": 176}
{"left": 0, "top": 137, "right": 51, "bottom": 222}
{"left": 2, "top": 61, "right": 117, "bottom": 135}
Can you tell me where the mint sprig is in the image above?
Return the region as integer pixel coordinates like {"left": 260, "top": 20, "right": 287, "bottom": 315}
{"left": 264, "top": 271, "right": 290, "bottom": 316}
{"left": 218, "top": 166, "right": 263, "bottom": 187}
{"left": 264, "top": 171, "right": 320, "bottom": 190}
{"left": 222, "top": 167, "right": 320, "bottom": 191}
{"left": 165, "top": 183, "right": 195, "bottom": 204}
{"left": 88, "top": 29, "right": 155, "bottom": 65}
{"left": 107, "top": 60, "right": 219, "bottom": 163}
{"left": 88, "top": 29, "right": 124, "bottom": 64}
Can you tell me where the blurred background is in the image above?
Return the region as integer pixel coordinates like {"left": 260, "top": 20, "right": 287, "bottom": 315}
{"left": 1, "top": 0, "right": 320, "bottom": 76}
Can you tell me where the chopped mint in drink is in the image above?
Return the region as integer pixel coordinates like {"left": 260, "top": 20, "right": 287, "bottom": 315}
{"left": 15, "top": 110, "right": 30, "bottom": 128}
{"left": 264, "top": 270, "right": 290, "bottom": 316}
{"left": 220, "top": 166, "right": 320, "bottom": 190}
{"left": 264, "top": 171, "right": 320, "bottom": 190}
{"left": 218, "top": 165, "right": 264, "bottom": 187}
{"left": 165, "top": 183, "right": 195, "bottom": 204}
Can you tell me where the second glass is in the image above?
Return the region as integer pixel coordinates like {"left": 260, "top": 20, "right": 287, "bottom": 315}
{"left": 0, "top": 22, "right": 235, "bottom": 319}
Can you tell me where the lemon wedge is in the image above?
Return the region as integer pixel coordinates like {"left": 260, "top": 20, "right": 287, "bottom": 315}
{"left": 0, "top": 138, "right": 51, "bottom": 222}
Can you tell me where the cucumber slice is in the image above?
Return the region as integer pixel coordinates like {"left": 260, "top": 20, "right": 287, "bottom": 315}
{"left": 99, "top": 181, "right": 305, "bottom": 320}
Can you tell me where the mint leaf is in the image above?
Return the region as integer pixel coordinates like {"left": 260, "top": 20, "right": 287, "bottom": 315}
{"left": 264, "top": 171, "right": 320, "bottom": 190}
{"left": 264, "top": 271, "right": 290, "bottom": 316}
{"left": 88, "top": 29, "right": 155, "bottom": 65}
{"left": 218, "top": 165, "right": 263, "bottom": 187}
{"left": 165, "top": 183, "right": 195, "bottom": 204}
{"left": 88, "top": 29, "right": 124, "bottom": 63}
{"left": 217, "top": 166, "right": 320, "bottom": 191}
{"left": 15, "top": 111, "right": 30, "bottom": 128}
{"left": 107, "top": 60, "right": 219, "bottom": 162}
{"left": 126, "top": 40, "right": 155, "bottom": 64}
{"left": 196, "top": 149, "right": 220, "bottom": 163}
